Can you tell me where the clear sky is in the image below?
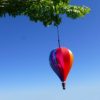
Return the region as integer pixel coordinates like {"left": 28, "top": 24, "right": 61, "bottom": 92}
{"left": 0, "top": 1, "right": 100, "bottom": 100}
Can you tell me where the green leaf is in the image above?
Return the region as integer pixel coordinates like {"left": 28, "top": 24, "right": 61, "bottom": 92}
{"left": 0, "top": 0, "right": 90, "bottom": 26}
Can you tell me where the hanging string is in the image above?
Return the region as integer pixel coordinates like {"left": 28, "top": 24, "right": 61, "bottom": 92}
{"left": 57, "top": 26, "right": 61, "bottom": 48}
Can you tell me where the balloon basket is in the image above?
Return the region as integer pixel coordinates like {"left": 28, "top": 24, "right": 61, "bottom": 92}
{"left": 62, "top": 82, "right": 66, "bottom": 90}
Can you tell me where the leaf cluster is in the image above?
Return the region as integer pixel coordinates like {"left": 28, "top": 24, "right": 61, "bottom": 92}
{"left": 0, "top": 0, "right": 90, "bottom": 26}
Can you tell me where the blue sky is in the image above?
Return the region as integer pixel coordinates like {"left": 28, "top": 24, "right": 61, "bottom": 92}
{"left": 0, "top": 0, "right": 100, "bottom": 100}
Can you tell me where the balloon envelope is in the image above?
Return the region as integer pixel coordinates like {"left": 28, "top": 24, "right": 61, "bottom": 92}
{"left": 49, "top": 47, "right": 74, "bottom": 89}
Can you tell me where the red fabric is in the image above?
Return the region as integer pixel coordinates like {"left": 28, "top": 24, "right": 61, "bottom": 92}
{"left": 56, "top": 48, "right": 73, "bottom": 82}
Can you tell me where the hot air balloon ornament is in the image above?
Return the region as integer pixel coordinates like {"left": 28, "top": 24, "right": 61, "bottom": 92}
{"left": 49, "top": 47, "right": 74, "bottom": 90}
{"left": 49, "top": 27, "right": 74, "bottom": 90}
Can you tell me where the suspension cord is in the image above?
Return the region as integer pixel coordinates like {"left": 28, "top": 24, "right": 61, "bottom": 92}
{"left": 57, "top": 26, "right": 61, "bottom": 48}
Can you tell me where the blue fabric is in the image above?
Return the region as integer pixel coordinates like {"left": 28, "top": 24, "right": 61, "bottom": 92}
{"left": 49, "top": 49, "right": 63, "bottom": 81}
